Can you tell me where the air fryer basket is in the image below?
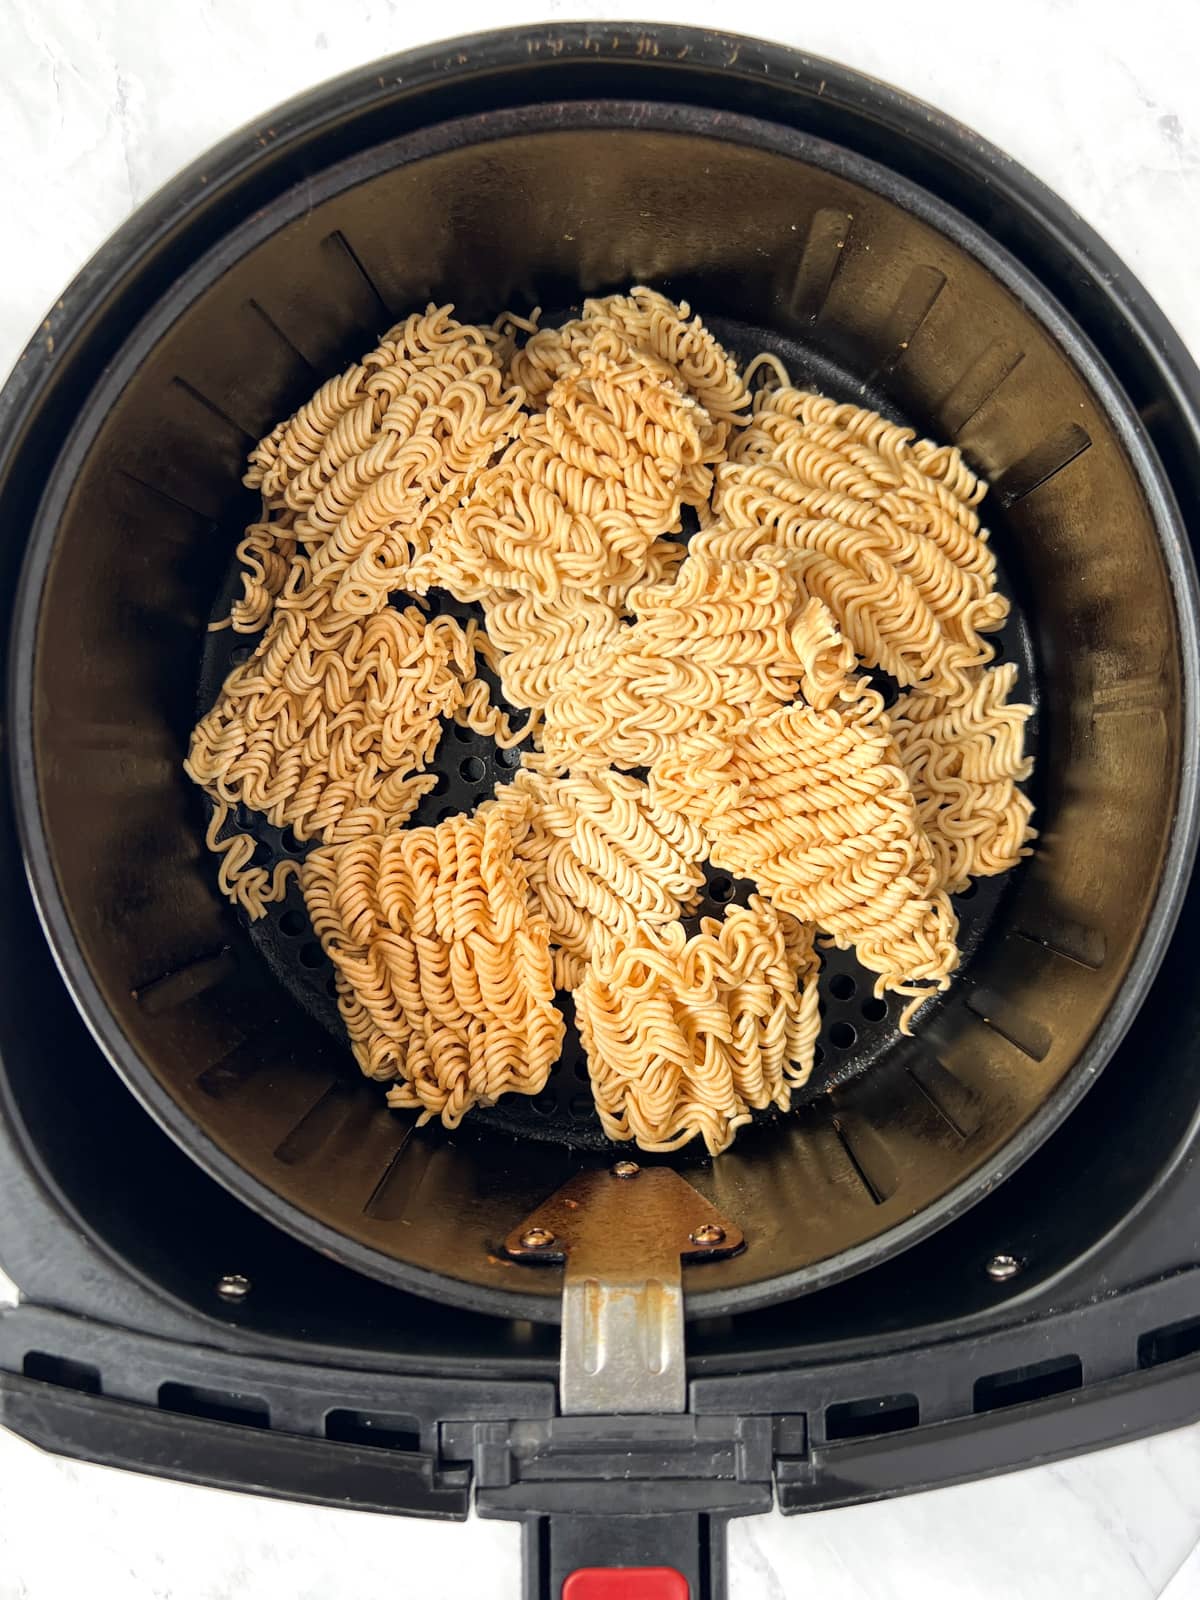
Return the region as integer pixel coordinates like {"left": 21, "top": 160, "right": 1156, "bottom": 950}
{"left": 12, "top": 97, "right": 1195, "bottom": 1321}
{"left": 195, "top": 315, "right": 1040, "bottom": 1152}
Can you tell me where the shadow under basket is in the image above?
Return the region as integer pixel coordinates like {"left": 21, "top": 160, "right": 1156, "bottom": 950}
{"left": 12, "top": 93, "right": 1196, "bottom": 1325}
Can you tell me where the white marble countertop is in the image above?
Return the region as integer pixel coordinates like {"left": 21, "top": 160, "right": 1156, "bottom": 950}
{"left": 2, "top": 0, "right": 1198, "bottom": 1595}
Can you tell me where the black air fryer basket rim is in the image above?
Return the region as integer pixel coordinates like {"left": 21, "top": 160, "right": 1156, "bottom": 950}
{"left": 4, "top": 26, "right": 1199, "bottom": 1326}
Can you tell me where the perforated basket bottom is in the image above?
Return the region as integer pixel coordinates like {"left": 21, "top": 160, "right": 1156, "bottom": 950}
{"left": 196, "top": 315, "right": 1038, "bottom": 1151}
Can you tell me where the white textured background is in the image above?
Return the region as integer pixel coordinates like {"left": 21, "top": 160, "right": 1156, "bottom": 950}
{"left": 2, "top": 1, "right": 1199, "bottom": 1596}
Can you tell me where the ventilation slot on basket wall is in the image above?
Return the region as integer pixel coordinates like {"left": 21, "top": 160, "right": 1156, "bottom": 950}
{"left": 132, "top": 947, "right": 237, "bottom": 1015}
{"left": 325, "top": 1408, "right": 421, "bottom": 1452}
{"left": 22, "top": 1352, "right": 101, "bottom": 1395}
{"left": 973, "top": 1355, "right": 1082, "bottom": 1413}
{"left": 790, "top": 207, "right": 852, "bottom": 321}
{"left": 825, "top": 1392, "right": 919, "bottom": 1440}
{"left": 872, "top": 264, "right": 945, "bottom": 374}
{"left": 1138, "top": 1316, "right": 1200, "bottom": 1370}
{"left": 158, "top": 1381, "right": 270, "bottom": 1429}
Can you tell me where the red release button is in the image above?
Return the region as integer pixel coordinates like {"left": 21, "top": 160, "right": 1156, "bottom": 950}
{"left": 563, "top": 1568, "right": 689, "bottom": 1600}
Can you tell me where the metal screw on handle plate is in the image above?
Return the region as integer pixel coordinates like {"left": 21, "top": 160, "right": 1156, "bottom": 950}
{"left": 986, "top": 1252, "right": 1022, "bottom": 1281}
{"left": 690, "top": 1223, "right": 726, "bottom": 1247}
{"left": 520, "top": 1227, "right": 556, "bottom": 1250}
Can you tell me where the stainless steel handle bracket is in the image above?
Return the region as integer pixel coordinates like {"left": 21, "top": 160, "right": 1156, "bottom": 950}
{"left": 505, "top": 1164, "right": 744, "bottom": 1415}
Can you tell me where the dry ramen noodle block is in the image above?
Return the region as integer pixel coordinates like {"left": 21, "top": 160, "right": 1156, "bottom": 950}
{"left": 651, "top": 684, "right": 960, "bottom": 1023}
{"left": 696, "top": 385, "right": 1007, "bottom": 694}
{"left": 302, "top": 805, "right": 563, "bottom": 1127}
{"left": 541, "top": 340, "right": 716, "bottom": 541}
{"left": 486, "top": 768, "right": 708, "bottom": 991}
{"left": 474, "top": 588, "right": 625, "bottom": 718}
{"left": 535, "top": 554, "right": 856, "bottom": 773}
{"left": 408, "top": 338, "right": 714, "bottom": 606}
{"left": 191, "top": 305, "right": 528, "bottom": 916}
{"left": 576, "top": 898, "right": 820, "bottom": 1156}
{"left": 234, "top": 305, "right": 524, "bottom": 628}
{"left": 186, "top": 602, "right": 488, "bottom": 909}
{"left": 891, "top": 663, "right": 1036, "bottom": 895}
{"left": 624, "top": 553, "right": 849, "bottom": 707}
{"left": 508, "top": 284, "right": 750, "bottom": 458}
{"left": 731, "top": 388, "right": 995, "bottom": 578}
